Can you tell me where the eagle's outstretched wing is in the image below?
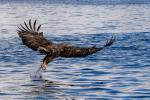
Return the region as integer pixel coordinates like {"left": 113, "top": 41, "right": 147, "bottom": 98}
{"left": 17, "top": 19, "right": 52, "bottom": 54}
{"left": 58, "top": 36, "right": 115, "bottom": 57}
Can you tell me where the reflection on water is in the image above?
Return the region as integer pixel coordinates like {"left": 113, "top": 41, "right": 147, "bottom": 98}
{"left": 0, "top": 2, "right": 150, "bottom": 100}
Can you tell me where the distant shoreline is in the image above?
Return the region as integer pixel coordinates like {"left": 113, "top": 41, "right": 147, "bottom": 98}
{"left": 0, "top": 0, "right": 150, "bottom": 5}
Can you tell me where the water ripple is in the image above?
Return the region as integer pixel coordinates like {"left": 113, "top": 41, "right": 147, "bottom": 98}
{"left": 0, "top": 3, "right": 150, "bottom": 100}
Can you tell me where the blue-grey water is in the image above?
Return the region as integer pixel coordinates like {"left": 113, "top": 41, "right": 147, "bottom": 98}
{"left": 0, "top": 2, "right": 150, "bottom": 100}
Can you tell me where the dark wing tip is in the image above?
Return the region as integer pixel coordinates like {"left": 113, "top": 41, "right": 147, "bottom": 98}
{"left": 16, "top": 29, "right": 21, "bottom": 33}
{"left": 33, "top": 19, "right": 37, "bottom": 31}
{"left": 29, "top": 19, "right": 33, "bottom": 31}
{"left": 17, "top": 26, "right": 25, "bottom": 33}
{"left": 17, "top": 19, "right": 43, "bottom": 34}
{"left": 24, "top": 21, "right": 31, "bottom": 31}
{"left": 37, "top": 24, "right": 41, "bottom": 32}
{"left": 104, "top": 36, "right": 116, "bottom": 47}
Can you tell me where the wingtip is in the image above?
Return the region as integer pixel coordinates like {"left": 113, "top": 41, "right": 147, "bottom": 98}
{"left": 37, "top": 24, "right": 42, "bottom": 32}
{"left": 17, "top": 26, "right": 23, "bottom": 32}
{"left": 18, "top": 19, "right": 43, "bottom": 35}
{"left": 103, "top": 36, "right": 116, "bottom": 47}
{"left": 16, "top": 29, "right": 21, "bottom": 33}
{"left": 33, "top": 19, "right": 37, "bottom": 32}
{"left": 29, "top": 19, "right": 33, "bottom": 31}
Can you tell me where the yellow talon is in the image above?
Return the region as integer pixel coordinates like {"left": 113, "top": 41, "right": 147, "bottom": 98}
{"left": 40, "top": 63, "right": 47, "bottom": 70}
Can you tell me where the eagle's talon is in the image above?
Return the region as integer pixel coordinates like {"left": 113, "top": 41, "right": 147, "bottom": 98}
{"left": 40, "top": 63, "right": 47, "bottom": 71}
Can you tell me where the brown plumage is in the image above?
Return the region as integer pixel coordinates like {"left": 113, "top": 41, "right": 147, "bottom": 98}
{"left": 17, "top": 20, "right": 115, "bottom": 70}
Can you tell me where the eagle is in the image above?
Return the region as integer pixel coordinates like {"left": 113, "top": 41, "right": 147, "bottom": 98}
{"left": 17, "top": 20, "right": 115, "bottom": 71}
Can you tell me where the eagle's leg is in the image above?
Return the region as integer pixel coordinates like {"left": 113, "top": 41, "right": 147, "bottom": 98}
{"left": 40, "top": 54, "right": 55, "bottom": 70}
{"left": 33, "top": 55, "right": 55, "bottom": 79}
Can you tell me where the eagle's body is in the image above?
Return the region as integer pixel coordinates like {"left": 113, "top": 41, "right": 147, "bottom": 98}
{"left": 17, "top": 20, "right": 115, "bottom": 70}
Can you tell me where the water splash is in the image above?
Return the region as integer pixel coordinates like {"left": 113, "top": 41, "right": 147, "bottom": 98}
{"left": 30, "top": 64, "right": 43, "bottom": 80}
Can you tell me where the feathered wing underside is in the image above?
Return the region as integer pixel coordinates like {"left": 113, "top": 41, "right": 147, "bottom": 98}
{"left": 59, "top": 36, "right": 115, "bottom": 57}
{"left": 17, "top": 20, "right": 52, "bottom": 54}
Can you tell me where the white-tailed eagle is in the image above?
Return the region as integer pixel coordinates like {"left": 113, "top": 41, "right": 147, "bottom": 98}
{"left": 17, "top": 20, "right": 115, "bottom": 70}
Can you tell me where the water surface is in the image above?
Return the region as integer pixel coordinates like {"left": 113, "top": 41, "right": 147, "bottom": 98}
{"left": 0, "top": 3, "right": 150, "bottom": 100}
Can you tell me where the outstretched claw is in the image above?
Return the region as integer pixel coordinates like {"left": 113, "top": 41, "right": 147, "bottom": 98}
{"left": 40, "top": 55, "right": 55, "bottom": 71}
{"left": 40, "top": 63, "right": 47, "bottom": 71}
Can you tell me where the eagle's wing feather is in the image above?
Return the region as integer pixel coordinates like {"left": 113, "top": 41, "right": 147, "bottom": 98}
{"left": 17, "top": 20, "right": 52, "bottom": 54}
{"left": 59, "top": 36, "right": 115, "bottom": 57}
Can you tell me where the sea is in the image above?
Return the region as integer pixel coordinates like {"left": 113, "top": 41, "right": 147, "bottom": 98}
{"left": 0, "top": 0, "right": 150, "bottom": 100}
